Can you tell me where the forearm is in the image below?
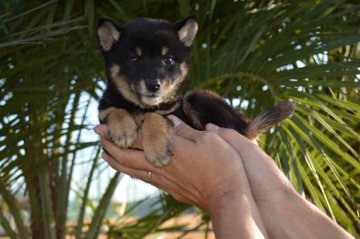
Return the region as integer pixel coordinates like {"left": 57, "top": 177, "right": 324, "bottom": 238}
{"left": 240, "top": 145, "right": 354, "bottom": 239}
{"left": 209, "top": 192, "right": 268, "bottom": 239}
{"left": 241, "top": 146, "right": 354, "bottom": 239}
{"left": 208, "top": 127, "right": 354, "bottom": 239}
{"left": 259, "top": 184, "right": 354, "bottom": 239}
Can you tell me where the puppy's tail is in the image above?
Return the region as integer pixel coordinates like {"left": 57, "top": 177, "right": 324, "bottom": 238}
{"left": 246, "top": 100, "right": 296, "bottom": 140}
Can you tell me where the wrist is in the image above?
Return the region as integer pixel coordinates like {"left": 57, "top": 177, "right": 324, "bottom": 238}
{"left": 207, "top": 190, "right": 246, "bottom": 217}
{"left": 258, "top": 188, "right": 301, "bottom": 238}
{"left": 208, "top": 191, "right": 268, "bottom": 239}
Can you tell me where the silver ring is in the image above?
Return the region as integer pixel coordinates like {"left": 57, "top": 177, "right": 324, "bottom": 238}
{"left": 147, "top": 171, "right": 152, "bottom": 183}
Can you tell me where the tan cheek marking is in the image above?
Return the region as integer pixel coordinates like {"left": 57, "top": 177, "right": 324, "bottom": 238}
{"left": 163, "top": 62, "right": 188, "bottom": 100}
{"left": 179, "top": 62, "right": 189, "bottom": 77}
{"left": 110, "top": 64, "right": 143, "bottom": 107}
{"left": 161, "top": 47, "right": 169, "bottom": 56}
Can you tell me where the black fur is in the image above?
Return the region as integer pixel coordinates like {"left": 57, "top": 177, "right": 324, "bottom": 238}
{"left": 97, "top": 16, "right": 295, "bottom": 165}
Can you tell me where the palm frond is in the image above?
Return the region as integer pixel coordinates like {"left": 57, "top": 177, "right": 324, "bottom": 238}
{"left": 0, "top": 0, "right": 359, "bottom": 238}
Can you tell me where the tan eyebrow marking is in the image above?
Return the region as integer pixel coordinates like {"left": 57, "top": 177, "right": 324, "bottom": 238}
{"left": 161, "top": 47, "right": 169, "bottom": 56}
{"left": 135, "top": 47, "right": 142, "bottom": 57}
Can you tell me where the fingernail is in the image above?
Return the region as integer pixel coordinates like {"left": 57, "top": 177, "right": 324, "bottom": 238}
{"left": 205, "top": 123, "right": 219, "bottom": 132}
{"left": 94, "top": 125, "right": 101, "bottom": 135}
{"left": 167, "top": 115, "right": 182, "bottom": 128}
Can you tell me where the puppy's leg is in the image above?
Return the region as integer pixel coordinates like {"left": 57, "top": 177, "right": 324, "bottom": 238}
{"left": 182, "top": 90, "right": 295, "bottom": 139}
{"left": 182, "top": 90, "right": 250, "bottom": 135}
{"left": 142, "top": 113, "right": 173, "bottom": 167}
{"left": 99, "top": 107, "right": 138, "bottom": 148}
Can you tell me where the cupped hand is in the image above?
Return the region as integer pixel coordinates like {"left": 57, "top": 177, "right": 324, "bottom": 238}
{"left": 94, "top": 116, "right": 252, "bottom": 213}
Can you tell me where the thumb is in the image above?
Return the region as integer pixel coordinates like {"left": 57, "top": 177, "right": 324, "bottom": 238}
{"left": 205, "top": 123, "right": 258, "bottom": 146}
{"left": 168, "top": 115, "right": 201, "bottom": 142}
{"left": 94, "top": 124, "right": 110, "bottom": 139}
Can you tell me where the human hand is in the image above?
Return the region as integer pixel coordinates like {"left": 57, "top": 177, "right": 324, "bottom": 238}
{"left": 95, "top": 116, "right": 270, "bottom": 238}
{"left": 205, "top": 124, "right": 296, "bottom": 205}
{"left": 94, "top": 116, "right": 251, "bottom": 213}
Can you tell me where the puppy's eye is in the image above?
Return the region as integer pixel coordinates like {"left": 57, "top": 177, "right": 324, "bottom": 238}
{"left": 163, "top": 55, "right": 175, "bottom": 65}
{"left": 128, "top": 55, "right": 139, "bottom": 63}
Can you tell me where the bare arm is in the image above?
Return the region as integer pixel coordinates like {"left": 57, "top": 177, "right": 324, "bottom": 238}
{"left": 206, "top": 123, "right": 355, "bottom": 239}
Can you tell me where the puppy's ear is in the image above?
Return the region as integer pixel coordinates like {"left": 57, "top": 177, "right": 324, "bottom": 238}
{"left": 174, "top": 15, "right": 198, "bottom": 47}
{"left": 97, "top": 18, "right": 121, "bottom": 52}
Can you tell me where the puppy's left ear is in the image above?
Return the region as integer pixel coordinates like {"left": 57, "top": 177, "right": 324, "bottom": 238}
{"left": 174, "top": 15, "right": 198, "bottom": 47}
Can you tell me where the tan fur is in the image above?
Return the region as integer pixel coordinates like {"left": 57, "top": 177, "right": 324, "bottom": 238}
{"left": 178, "top": 19, "right": 198, "bottom": 47}
{"left": 106, "top": 108, "right": 138, "bottom": 148}
{"left": 163, "top": 62, "right": 188, "bottom": 100}
{"left": 180, "top": 62, "right": 189, "bottom": 75}
{"left": 183, "top": 95, "right": 203, "bottom": 130}
{"left": 97, "top": 22, "right": 120, "bottom": 51}
{"left": 99, "top": 107, "right": 116, "bottom": 122}
{"left": 246, "top": 100, "right": 296, "bottom": 140}
{"left": 161, "top": 47, "right": 169, "bottom": 56}
{"left": 245, "top": 116, "right": 267, "bottom": 140}
{"left": 141, "top": 113, "right": 173, "bottom": 166}
{"left": 110, "top": 64, "right": 142, "bottom": 107}
{"left": 135, "top": 47, "right": 142, "bottom": 57}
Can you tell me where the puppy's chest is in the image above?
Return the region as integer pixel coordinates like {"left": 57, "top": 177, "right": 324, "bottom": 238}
{"left": 146, "top": 99, "right": 182, "bottom": 116}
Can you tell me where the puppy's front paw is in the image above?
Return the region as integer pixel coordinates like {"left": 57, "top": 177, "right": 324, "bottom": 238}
{"left": 142, "top": 113, "right": 173, "bottom": 167}
{"left": 145, "top": 135, "right": 173, "bottom": 167}
{"left": 107, "top": 109, "right": 138, "bottom": 148}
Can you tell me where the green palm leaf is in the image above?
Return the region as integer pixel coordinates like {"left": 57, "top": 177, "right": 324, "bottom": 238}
{"left": 0, "top": 0, "right": 359, "bottom": 238}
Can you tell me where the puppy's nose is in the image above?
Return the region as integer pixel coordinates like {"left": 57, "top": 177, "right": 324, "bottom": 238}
{"left": 145, "top": 78, "right": 161, "bottom": 92}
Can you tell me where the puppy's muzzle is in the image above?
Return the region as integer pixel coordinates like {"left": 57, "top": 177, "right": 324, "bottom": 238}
{"left": 145, "top": 78, "right": 161, "bottom": 92}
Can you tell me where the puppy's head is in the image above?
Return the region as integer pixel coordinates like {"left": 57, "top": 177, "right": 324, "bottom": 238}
{"left": 97, "top": 16, "right": 198, "bottom": 108}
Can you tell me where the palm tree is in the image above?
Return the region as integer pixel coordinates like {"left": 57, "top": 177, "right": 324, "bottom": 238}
{"left": 0, "top": 0, "right": 359, "bottom": 238}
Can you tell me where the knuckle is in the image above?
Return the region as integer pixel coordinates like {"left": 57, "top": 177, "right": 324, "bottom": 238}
{"left": 218, "top": 127, "right": 237, "bottom": 138}
{"left": 197, "top": 131, "right": 217, "bottom": 142}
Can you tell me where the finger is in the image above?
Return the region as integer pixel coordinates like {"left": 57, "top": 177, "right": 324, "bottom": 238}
{"left": 102, "top": 152, "right": 147, "bottom": 179}
{"left": 102, "top": 153, "right": 198, "bottom": 205}
{"left": 168, "top": 115, "right": 201, "bottom": 142}
{"left": 205, "top": 123, "right": 257, "bottom": 145}
{"left": 100, "top": 137, "right": 158, "bottom": 171}
{"left": 94, "top": 124, "right": 111, "bottom": 140}
{"left": 102, "top": 152, "right": 168, "bottom": 187}
{"left": 100, "top": 133, "right": 194, "bottom": 172}
{"left": 95, "top": 124, "right": 144, "bottom": 149}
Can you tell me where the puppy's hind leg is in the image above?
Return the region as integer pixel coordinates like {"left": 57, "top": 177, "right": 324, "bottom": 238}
{"left": 182, "top": 90, "right": 250, "bottom": 135}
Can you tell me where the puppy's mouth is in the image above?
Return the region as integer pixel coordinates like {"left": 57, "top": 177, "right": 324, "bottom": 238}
{"left": 140, "top": 93, "right": 163, "bottom": 106}
{"left": 142, "top": 93, "right": 161, "bottom": 98}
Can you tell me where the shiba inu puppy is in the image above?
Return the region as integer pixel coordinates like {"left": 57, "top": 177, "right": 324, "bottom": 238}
{"left": 96, "top": 16, "right": 295, "bottom": 167}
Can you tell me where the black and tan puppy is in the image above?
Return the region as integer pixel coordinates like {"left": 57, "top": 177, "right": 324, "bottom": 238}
{"left": 96, "top": 16, "right": 295, "bottom": 167}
